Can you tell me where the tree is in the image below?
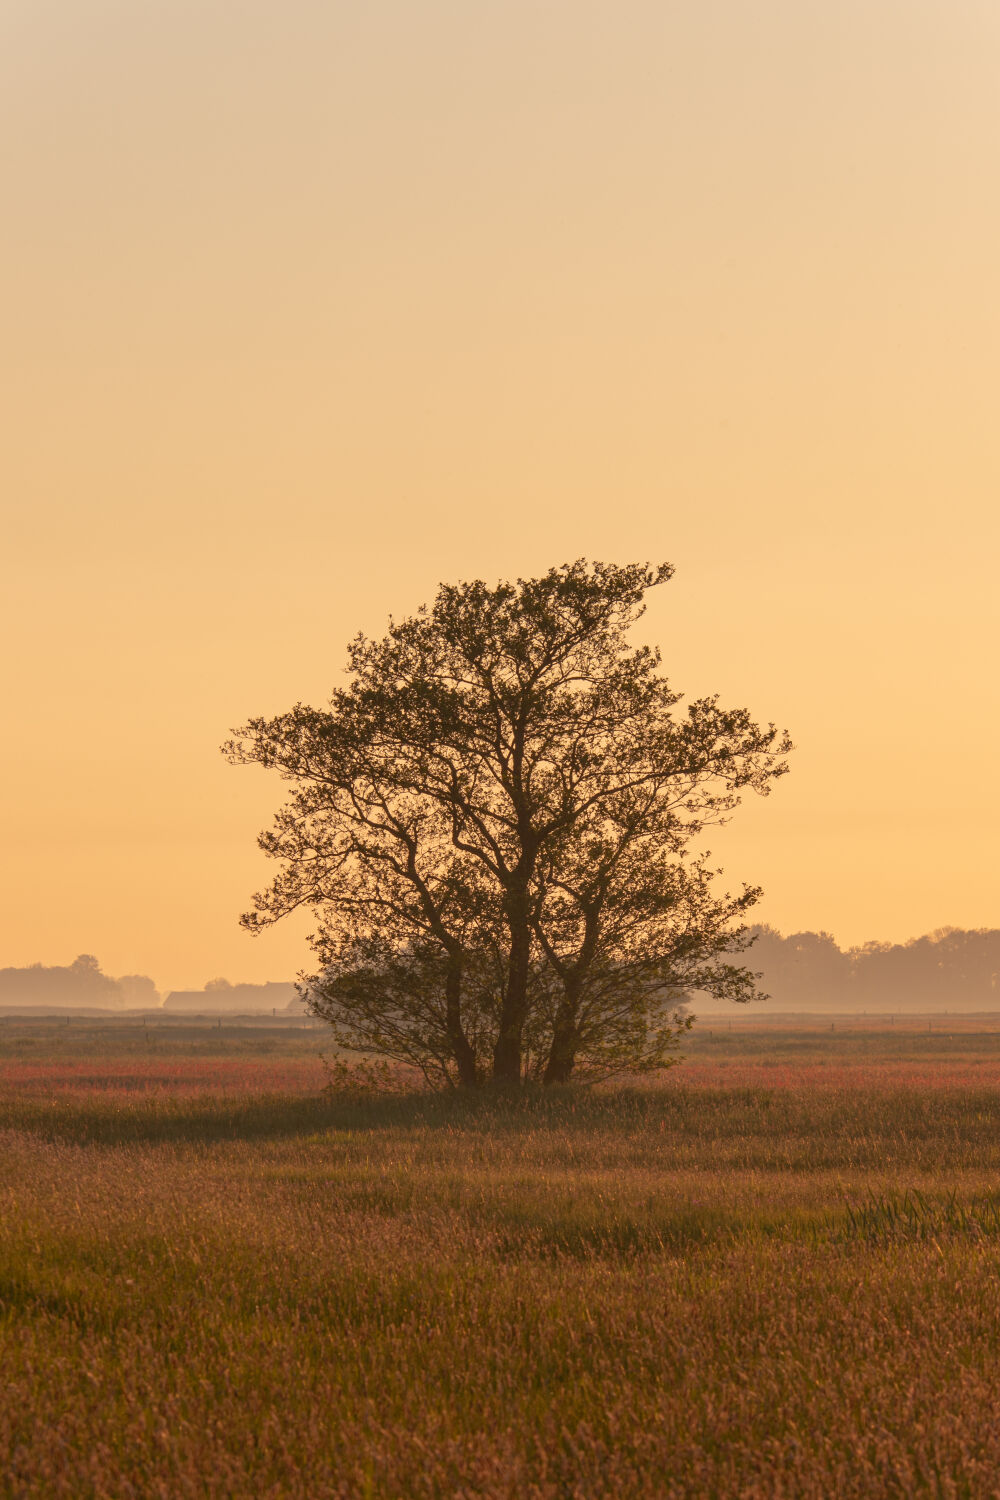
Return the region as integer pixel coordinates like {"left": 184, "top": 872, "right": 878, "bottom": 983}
{"left": 225, "top": 560, "right": 791, "bottom": 1087}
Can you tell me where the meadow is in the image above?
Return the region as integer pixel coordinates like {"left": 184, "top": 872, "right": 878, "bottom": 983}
{"left": 4, "top": 1015, "right": 1000, "bottom": 1497}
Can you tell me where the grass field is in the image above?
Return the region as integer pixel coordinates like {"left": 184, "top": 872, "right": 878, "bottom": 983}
{"left": 5, "top": 1016, "right": 1000, "bottom": 1497}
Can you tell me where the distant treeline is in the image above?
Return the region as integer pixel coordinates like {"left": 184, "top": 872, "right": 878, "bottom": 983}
{"left": 3, "top": 932, "right": 999, "bottom": 1014}
{"left": 746, "top": 926, "right": 1000, "bottom": 1011}
{"left": 0, "top": 955, "right": 159, "bottom": 1010}
{"left": 0, "top": 958, "right": 300, "bottom": 1012}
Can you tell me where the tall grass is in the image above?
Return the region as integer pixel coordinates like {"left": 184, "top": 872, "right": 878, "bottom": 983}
{"left": 3, "top": 1022, "right": 1000, "bottom": 1495}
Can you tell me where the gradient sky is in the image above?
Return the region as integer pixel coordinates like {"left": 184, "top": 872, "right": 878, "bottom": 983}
{"left": 2, "top": 0, "right": 998, "bottom": 992}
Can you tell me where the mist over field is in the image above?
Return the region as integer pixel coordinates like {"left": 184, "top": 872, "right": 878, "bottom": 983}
{"left": 4, "top": 926, "right": 998, "bottom": 1016}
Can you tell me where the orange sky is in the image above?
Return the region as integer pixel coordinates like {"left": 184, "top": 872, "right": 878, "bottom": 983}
{"left": 2, "top": 0, "right": 998, "bottom": 991}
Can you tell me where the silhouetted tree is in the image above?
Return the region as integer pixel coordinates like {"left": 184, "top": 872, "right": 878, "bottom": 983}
{"left": 225, "top": 561, "right": 791, "bottom": 1086}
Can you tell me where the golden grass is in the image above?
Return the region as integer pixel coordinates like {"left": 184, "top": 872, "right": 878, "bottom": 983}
{"left": 3, "top": 1019, "right": 1000, "bottom": 1496}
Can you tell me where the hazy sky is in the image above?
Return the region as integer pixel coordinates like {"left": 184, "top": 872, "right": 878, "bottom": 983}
{"left": 2, "top": 0, "right": 998, "bottom": 991}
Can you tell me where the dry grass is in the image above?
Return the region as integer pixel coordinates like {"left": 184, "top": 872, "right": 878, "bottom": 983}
{"left": 4, "top": 1017, "right": 1000, "bottom": 1496}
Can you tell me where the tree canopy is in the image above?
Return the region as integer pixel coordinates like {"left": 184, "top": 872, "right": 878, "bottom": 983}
{"left": 225, "top": 560, "right": 791, "bottom": 1086}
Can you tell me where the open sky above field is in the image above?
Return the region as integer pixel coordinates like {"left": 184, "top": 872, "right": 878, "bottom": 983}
{"left": 2, "top": 0, "right": 998, "bottom": 990}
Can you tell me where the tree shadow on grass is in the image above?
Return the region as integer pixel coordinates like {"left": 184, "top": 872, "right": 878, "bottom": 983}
{"left": 5, "top": 1076, "right": 988, "bottom": 1149}
{"left": 1, "top": 1092, "right": 386, "bottom": 1147}
{"left": 0, "top": 1084, "right": 693, "bottom": 1147}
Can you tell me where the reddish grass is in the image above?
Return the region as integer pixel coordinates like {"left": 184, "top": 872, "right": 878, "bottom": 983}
{"left": 675, "top": 1059, "right": 1000, "bottom": 1089}
{"left": 6, "top": 1050, "right": 1000, "bottom": 1099}
{"left": 0, "top": 1056, "right": 326, "bottom": 1095}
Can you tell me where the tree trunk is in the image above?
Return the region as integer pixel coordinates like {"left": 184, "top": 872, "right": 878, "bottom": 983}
{"left": 445, "top": 953, "right": 479, "bottom": 1088}
{"left": 542, "top": 1033, "right": 577, "bottom": 1084}
{"left": 492, "top": 1028, "right": 522, "bottom": 1085}
{"left": 493, "top": 890, "right": 531, "bottom": 1085}
{"left": 543, "top": 981, "right": 582, "bottom": 1085}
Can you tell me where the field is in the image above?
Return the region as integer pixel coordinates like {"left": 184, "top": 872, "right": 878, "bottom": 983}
{"left": 5, "top": 1016, "right": 1000, "bottom": 1497}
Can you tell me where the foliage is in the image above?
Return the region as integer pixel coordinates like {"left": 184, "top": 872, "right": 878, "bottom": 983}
{"left": 226, "top": 560, "right": 791, "bottom": 1086}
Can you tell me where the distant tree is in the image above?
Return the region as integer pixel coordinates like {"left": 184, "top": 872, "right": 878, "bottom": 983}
{"left": 849, "top": 928, "right": 1000, "bottom": 1010}
{"left": 927, "top": 928, "right": 1000, "bottom": 1003}
{"left": 204, "top": 977, "right": 233, "bottom": 991}
{"left": 744, "top": 927, "right": 851, "bottom": 1008}
{"left": 0, "top": 956, "right": 125, "bottom": 1008}
{"left": 225, "top": 561, "right": 791, "bottom": 1087}
{"left": 116, "top": 974, "right": 160, "bottom": 1008}
{"left": 740, "top": 926, "right": 1000, "bottom": 1013}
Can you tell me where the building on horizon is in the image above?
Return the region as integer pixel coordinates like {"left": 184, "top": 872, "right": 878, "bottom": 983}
{"left": 162, "top": 981, "right": 301, "bottom": 1013}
